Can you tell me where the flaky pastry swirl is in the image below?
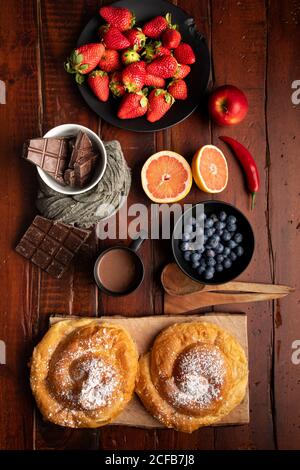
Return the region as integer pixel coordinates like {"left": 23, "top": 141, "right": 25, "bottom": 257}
{"left": 135, "top": 321, "right": 248, "bottom": 432}
{"left": 30, "top": 319, "right": 138, "bottom": 428}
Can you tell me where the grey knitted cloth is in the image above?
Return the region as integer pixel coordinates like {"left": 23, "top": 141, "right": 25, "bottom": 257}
{"left": 36, "top": 140, "right": 131, "bottom": 228}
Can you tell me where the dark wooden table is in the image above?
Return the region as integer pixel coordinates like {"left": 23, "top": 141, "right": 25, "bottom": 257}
{"left": 0, "top": 0, "right": 299, "bottom": 450}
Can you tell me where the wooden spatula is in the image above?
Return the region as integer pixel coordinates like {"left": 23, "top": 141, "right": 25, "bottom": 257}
{"left": 162, "top": 263, "right": 294, "bottom": 314}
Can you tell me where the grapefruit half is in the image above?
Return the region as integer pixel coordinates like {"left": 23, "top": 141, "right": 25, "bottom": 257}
{"left": 192, "top": 145, "right": 228, "bottom": 193}
{"left": 141, "top": 151, "right": 192, "bottom": 203}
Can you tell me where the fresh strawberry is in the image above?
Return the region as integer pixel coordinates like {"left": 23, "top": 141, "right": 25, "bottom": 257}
{"left": 109, "top": 72, "right": 125, "bottom": 97}
{"left": 99, "top": 6, "right": 135, "bottom": 31}
{"left": 146, "top": 55, "right": 177, "bottom": 79}
{"left": 117, "top": 92, "right": 148, "bottom": 119}
{"left": 98, "top": 49, "right": 121, "bottom": 72}
{"left": 147, "top": 88, "right": 175, "bottom": 122}
{"left": 174, "top": 42, "right": 196, "bottom": 64}
{"left": 98, "top": 25, "right": 130, "bottom": 50}
{"left": 121, "top": 48, "right": 140, "bottom": 65}
{"left": 122, "top": 62, "right": 146, "bottom": 93}
{"left": 168, "top": 79, "right": 188, "bottom": 100}
{"left": 124, "top": 28, "right": 146, "bottom": 51}
{"left": 162, "top": 27, "right": 181, "bottom": 49}
{"left": 174, "top": 63, "right": 191, "bottom": 79}
{"left": 144, "top": 74, "right": 166, "bottom": 88}
{"left": 87, "top": 70, "right": 109, "bottom": 102}
{"left": 142, "top": 41, "right": 171, "bottom": 62}
{"left": 64, "top": 43, "right": 105, "bottom": 84}
{"left": 142, "top": 13, "right": 171, "bottom": 39}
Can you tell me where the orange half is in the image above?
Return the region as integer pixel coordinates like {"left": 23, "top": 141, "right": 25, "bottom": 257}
{"left": 141, "top": 151, "right": 193, "bottom": 203}
{"left": 192, "top": 145, "right": 228, "bottom": 193}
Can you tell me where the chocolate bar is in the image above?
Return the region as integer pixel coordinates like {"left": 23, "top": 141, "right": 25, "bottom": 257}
{"left": 68, "top": 131, "right": 94, "bottom": 168}
{"left": 15, "top": 216, "right": 90, "bottom": 278}
{"left": 23, "top": 138, "right": 69, "bottom": 183}
{"left": 64, "top": 154, "right": 98, "bottom": 188}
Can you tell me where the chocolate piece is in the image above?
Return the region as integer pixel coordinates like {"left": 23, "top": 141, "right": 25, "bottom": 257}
{"left": 68, "top": 131, "right": 94, "bottom": 169}
{"left": 15, "top": 215, "right": 90, "bottom": 278}
{"left": 64, "top": 168, "right": 76, "bottom": 186}
{"left": 23, "top": 138, "right": 69, "bottom": 183}
{"left": 64, "top": 154, "right": 98, "bottom": 188}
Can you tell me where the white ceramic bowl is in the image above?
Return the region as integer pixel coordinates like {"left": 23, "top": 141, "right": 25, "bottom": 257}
{"left": 37, "top": 124, "right": 107, "bottom": 195}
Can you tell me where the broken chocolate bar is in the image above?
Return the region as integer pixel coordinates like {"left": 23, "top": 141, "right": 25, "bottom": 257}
{"left": 15, "top": 215, "right": 90, "bottom": 278}
{"left": 23, "top": 138, "right": 69, "bottom": 183}
{"left": 68, "top": 130, "right": 94, "bottom": 168}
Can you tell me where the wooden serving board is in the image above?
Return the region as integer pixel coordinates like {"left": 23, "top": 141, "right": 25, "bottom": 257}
{"left": 50, "top": 314, "right": 249, "bottom": 428}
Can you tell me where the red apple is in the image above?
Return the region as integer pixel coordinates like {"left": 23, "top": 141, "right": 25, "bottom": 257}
{"left": 208, "top": 85, "right": 248, "bottom": 126}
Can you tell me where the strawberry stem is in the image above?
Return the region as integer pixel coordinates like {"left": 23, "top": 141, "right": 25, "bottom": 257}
{"left": 251, "top": 192, "right": 256, "bottom": 210}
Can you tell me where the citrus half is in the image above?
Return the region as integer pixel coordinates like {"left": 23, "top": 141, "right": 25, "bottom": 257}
{"left": 141, "top": 151, "right": 192, "bottom": 203}
{"left": 192, "top": 145, "right": 228, "bottom": 193}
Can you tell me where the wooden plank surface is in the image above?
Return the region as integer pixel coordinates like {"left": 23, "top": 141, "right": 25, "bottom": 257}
{"left": 50, "top": 314, "right": 249, "bottom": 428}
{"left": 0, "top": 0, "right": 299, "bottom": 451}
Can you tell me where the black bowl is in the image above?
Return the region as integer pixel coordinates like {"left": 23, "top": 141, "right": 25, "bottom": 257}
{"left": 76, "top": 0, "right": 210, "bottom": 132}
{"left": 172, "top": 201, "right": 255, "bottom": 285}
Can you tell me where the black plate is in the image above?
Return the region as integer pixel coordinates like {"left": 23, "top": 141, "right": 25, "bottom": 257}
{"left": 77, "top": 0, "right": 210, "bottom": 132}
{"left": 172, "top": 201, "right": 255, "bottom": 285}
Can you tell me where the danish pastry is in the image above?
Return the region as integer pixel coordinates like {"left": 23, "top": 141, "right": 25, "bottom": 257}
{"left": 135, "top": 321, "right": 248, "bottom": 432}
{"left": 30, "top": 318, "right": 138, "bottom": 428}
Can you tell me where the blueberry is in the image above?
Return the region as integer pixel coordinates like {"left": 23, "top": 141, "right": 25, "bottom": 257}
{"left": 219, "top": 211, "right": 227, "bottom": 222}
{"left": 199, "top": 258, "right": 207, "bottom": 268}
{"left": 235, "top": 246, "right": 244, "bottom": 257}
{"left": 230, "top": 252, "right": 237, "bottom": 261}
{"left": 215, "top": 221, "right": 226, "bottom": 231}
{"left": 192, "top": 261, "right": 200, "bottom": 269}
{"left": 227, "top": 224, "right": 237, "bottom": 233}
{"left": 197, "top": 265, "right": 206, "bottom": 275}
{"left": 227, "top": 240, "right": 237, "bottom": 249}
{"left": 222, "top": 230, "right": 231, "bottom": 242}
{"left": 215, "top": 243, "right": 224, "bottom": 254}
{"left": 184, "top": 224, "right": 194, "bottom": 234}
{"left": 223, "top": 258, "right": 232, "bottom": 269}
{"left": 223, "top": 246, "right": 231, "bottom": 257}
{"left": 180, "top": 242, "right": 190, "bottom": 251}
{"left": 216, "top": 264, "right": 224, "bottom": 272}
{"left": 227, "top": 215, "right": 237, "bottom": 225}
{"left": 183, "top": 251, "right": 191, "bottom": 261}
{"left": 187, "top": 216, "right": 196, "bottom": 226}
{"left": 207, "top": 258, "right": 216, "bottom": 267}
{"left": 208, "top": 237, "right": 219, "bottom": 249}
{"left": 204, "top": 218, "right": 214, "bottom": 228}
{"left": 216, "top": 254, "right": 224, "bottom": 263}
{"left": 204, "top": 268, "right": 215, "bottom": 280}
{"left": 191, "top": 252, "right": 201, "bottom": 263}
{"left": 210, "top": 213, "right": 218, "bottom": 223}
{"left": 205, "top": 249, "right": 215, "bottom": 258}
{"left": 205, "top": 227, "right": 215, "bottom": 238}
{"left": 234, "top": 233, "right": 243, "bottom": 244}
{"left": 182, "top": 232, "right": 190, "bottom": 242}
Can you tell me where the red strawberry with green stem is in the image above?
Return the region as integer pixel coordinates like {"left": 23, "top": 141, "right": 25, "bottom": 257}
{"left": 99, "top": 6, "right": 135, "bottom": 31}
{"left": 109, "top": 72, "right": 125, "bottom": 97}
{"left": 98, "top": 25, "right": 130, "bottom": 50}
{"left": 174, "top": 42, "right": 196, "bottom": 65}
{"left": 162, "top": 27, "right": 181, "bottom": 49}
{"left": 98, "top": 49, "right": 121, "bottom": 72}
{"left": 117, "top": 92, "right": 148, "bottom": 119}
{"left": 142, "top": 41, "right": 171, "bottom": 62}
{"left": 147, "top": 88, "right": 175, "bottom": 122}
{"left": 168, "top": 79, "right": 188, "bottom": 100}
{"left": 87, "top": 70, "right": 109, "bottom": 102}
{"left": 64, "top": 43, "right": 105, "bottom": 84}
{"left": 142, "top": 13, "right": 172, "bottom": 39}
{"left": 174, "top": 63, "right": 191, "bottom": 79}
{"left": 121, "top": 48, "right": 140, "bottom": 65}
{"left": 122, "top": 62, "right": 146, "bottom": 93}
{"left": 144, "top": 74, "right": 166, "bottom": 88}
{"left": 124, "top": 28, "right": 146, "bottom": 51}
{"left": 146, "top": 55, "right": 178, "bottom": 79}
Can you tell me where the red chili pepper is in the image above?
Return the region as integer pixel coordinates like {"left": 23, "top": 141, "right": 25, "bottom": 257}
{"left": 219, "top": 136, "right": 260, "bottom": 210}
